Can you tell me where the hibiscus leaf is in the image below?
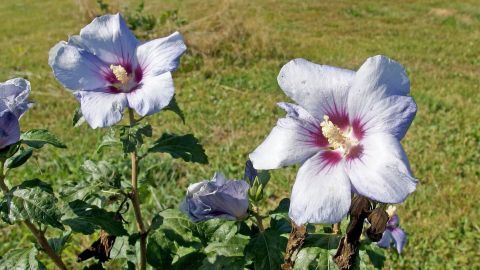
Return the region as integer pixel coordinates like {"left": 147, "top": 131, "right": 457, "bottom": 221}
{"left": 96, "top": 128, "right": 121, "bottom": 153}
{"left": 47, "top": 231, "right": 72, "bottom": 255}
{"left": 246, "top": 228, "right": 288, "bottom": 270}
{"left": 4, "top": 147, "right": 33, "bottom": 169}
{"left": 0, "top": 246, "right": 46, "bottom": 270}
{"left": 294, "top": 234, "right": 340, "bottom": 270}
{"left": 148, "top": 133, "right": 208, "bottom": 164}
{"left": 118, "top": 124, "right": 152, "bottom": 153}
{"left": 147, "top": 230, "right": 176, "bottom": 268}
{"left": 164, "top": 95, "right": 185, "bottom": 123}
{"left": 62, "top": 200, "right": 127, "bottom": 236}
{"left": 1, "top": 179, "right": 63, "bottom": 229}
{"left": 20, "top": 129, "right": 66, "bottom": 149}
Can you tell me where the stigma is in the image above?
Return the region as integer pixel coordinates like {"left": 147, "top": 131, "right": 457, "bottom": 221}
{"left": 110, "top": 64, "right": 130, "bottom": 85}
{"left": 320, "top": 115, "right": 356, "bottom": 151}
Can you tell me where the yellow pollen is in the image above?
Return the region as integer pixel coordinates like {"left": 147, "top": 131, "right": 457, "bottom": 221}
{"left": 320, "top": 115, "right": 347, "bottom": 149}
{"left": 110, "top": 64, "right": 129, "bottom": 84}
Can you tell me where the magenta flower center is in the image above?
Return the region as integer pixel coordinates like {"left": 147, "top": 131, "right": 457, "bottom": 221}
{"left": 320, "top": 115, "right": 358, "bottom": 155}
{"left": 106, "top": 63, "right": 142, "bottom": 93}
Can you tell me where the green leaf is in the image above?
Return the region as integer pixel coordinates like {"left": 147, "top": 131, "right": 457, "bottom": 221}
{"left": 47, "top": 231, "right": 71, "bottom": 255}
{"left": 0, "top": 246, "right": 46, "bottom": 270}
{"left": 294, "top": 247, "right": 337, "bottom": 270}
{"left": 147, "top": 230, "right": 176, "bottom": 268}
{"left": 96, "top": 128, "right": 121, "bottom": 153}
{"left": 72, "top": 107, "right": 85, "bottom": 127}
{"left": 81, "top": 160, "right": 120, "bottom": 188}
{"left": 1, "top": 179, "right": 63, "bottom": 229}
{"left": 62, "top": 200, "right": 127, "bottom": 236}
{"left": 204, "top": 235, "right": 248, "bottom": 257}
{"left": 4, "top": 147, "right": 33, "bottom": 169}
{"left": 269, "top": 198, "right": 291, "bottom": 234}
{"left": 164, "top": 96, "right": 185, "bottom": 123}
{"left": 246, "top": 229, "right": 288, "bottom": 270}
{"left": 149, "top": 133, "right": 208, "bottom": 164}
{"left": 119, "top": 124, "right": 152, "bottom": 153}
{"left": 0, "top": 142, "right": 20, "bottom": 160}
{"left": 294, "top": 234, "right": 341, "bottom": 270}
{"left": 200, "top": 255, "right": 246, "bottom": 270}
{"left": 20, "top": 129, "right": 66, "bottom": 149}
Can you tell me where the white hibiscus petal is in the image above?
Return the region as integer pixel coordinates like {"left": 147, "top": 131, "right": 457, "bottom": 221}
{"left": 350, "top": 94, "right": 417, "bottom": 140}
{"left": 350, "top": 55, "right": 410, "bottom": 98}
{"left": 136, "top": 31, "right": 187, "bottom": 77}
{"left": 0, "top": 78, "right": 32, "bottom": 118}
{"left": 277, "top": 58, "right": 354, "bottom": 119}
{"left": 249, "top": 103, "right": 324, "bottom": 170}
{"left": 126, "top": 72, "right": 174, "bottom": 117}
{"left": 289, "top": 151, "right": 351, "bottom": 224}
{"left": 79, "top": 14, "right": 139, "bottom": 65}
{"left": 49, "top": 42, "right": 109, "bottom": 91}
{"left": 346, "top": 133, "right": 417, "bottom": 203}
{"left": 76, "top": 90, "right": 127, "bottom": 128}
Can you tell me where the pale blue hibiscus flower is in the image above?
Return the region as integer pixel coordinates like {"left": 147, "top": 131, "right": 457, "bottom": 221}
{"left": 181, "top": 172, "right": 250, "bottom": 222}
{"left": 49, "top": 13, "right": 186, "bottom": 128}
{"left": 250, "top": 56, "right": 418, "bottom": 225}
{"left": 0, "top": 78, "right": 32, "bottom": 149}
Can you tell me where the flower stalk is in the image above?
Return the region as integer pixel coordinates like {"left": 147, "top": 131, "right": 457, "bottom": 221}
{"left": 0, "top": 162, "right": 67, "bottom": 270}
{"left": 251, "top": 206, "right": 265, "bottom": 232}
{"left": 128, "top": 109, "right": 147, "bottom": 270}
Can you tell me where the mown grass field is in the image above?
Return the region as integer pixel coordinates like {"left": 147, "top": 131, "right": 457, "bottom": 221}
{"left": 0, "top": 0, "right": 479, "bottom": 269}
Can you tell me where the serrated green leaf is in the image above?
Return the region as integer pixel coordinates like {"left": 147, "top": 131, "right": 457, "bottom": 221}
{"left": 149, "top": 133, "right": 208, "bottom": 164}
{"left": 47, "top": 231, "right": 71, "bottom": 255}
{"left": 20, "top": 129, "right": 66, "bottom": 149}
{"left": 294, "top": 247, "right": 337, "bottom": 270}
{"left": 164, "top": 96, "right": 185, "bottom": 123}
{"left": 294, "top": 234, "right": 341, "bottom": 270}
{"left": 119, "top": 124, "right": 152, "bottom": 153}
{"left": 4, "top": 147, "right": 32, "bottom": 169}
{"left": 246, "top": 229, "right": 288, "bottom": 270}
{"left": 1, "top": 179, "right": 62, "bottom": 229}
{"left": 0, "top": 246, "right": 46, "bottom": 270}
{"left": 96, "top": 128, "right": 121, "bottom": 153}
{"left": 204, "top": 235, "right": 248, "bottom": 257}
{"left": 147, "top": 230, "right": 176, "bottom": 268}
{"left": 62, "top": 200, "right": 127, "bottom": 236}
{"left": 200, "top": 255, "right": 246, "bottom": 270}
{"left": 173, "top": 251, "right": 205, "bottom": 269}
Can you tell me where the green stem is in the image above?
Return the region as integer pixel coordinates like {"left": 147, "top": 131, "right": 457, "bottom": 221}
{"left": 0, "top": 162, "right": 67, "bottom": 270}
{"left": 251, "top": 206, "right": 265, "bottom": 232}
{"left": 128, "top": 109, "right": 147, "bottom": 270}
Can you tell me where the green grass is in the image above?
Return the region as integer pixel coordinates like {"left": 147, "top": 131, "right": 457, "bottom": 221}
{"left": 1, "top": 0, "right": 479, "bottom": 269}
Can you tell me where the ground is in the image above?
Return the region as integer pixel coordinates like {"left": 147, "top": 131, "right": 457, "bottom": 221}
{"left": 0, "top": 0, "right": 479, "bottom": 269}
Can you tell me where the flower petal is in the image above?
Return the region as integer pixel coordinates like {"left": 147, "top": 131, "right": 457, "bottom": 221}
{"left": 49, "top": 41, "right": 109, "bottom": 91}
{"left": 377, "top": 230, "right": 392, "bottom": 248}
{"left": 0, "top": 78, "right": 32, "bottom": 118}
{"left": 249, "top": 103, "right": 324, "bottom": 170}
{"left": 289, "top": 151, "right": 351, "bottom": 224}
{"left": 126, "top": 72, "right": 174, "bottom": 116}
{"left": 346, "top": 133, "right": 417, "bottom": 203}
{"left": 349, "top": 94, "right": 417, "bottom": 140}
{"left": 136, "top": 31, "right": 186, "bottom": 77}
{"left": 0, "top": 111, "right": 20, "bottom": 149}
{"left": 79, "top": 14, "right": 139, "bottom": 65}
{"left": 391, "top": 227, "right": 407, "bottom": 254}
{"left": 349, "top": 55, "right": 410, "bottom": 98}
{"left": 75, "top": 90, "right": 127, "bottom": 128}
{"left": 277, "top": 58, "right": 354, "bottom": 120}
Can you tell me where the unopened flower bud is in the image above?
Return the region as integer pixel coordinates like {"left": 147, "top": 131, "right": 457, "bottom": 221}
{"left": 366, "top": 208, "right": 389, "bottom": 242}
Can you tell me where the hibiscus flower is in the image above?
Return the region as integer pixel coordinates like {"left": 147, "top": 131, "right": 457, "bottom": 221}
{"left": 250, "top": 56, "right": 418, "bottom": 224}
{"left": 49, "top": 13, "right": 186, "bottom": 128}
